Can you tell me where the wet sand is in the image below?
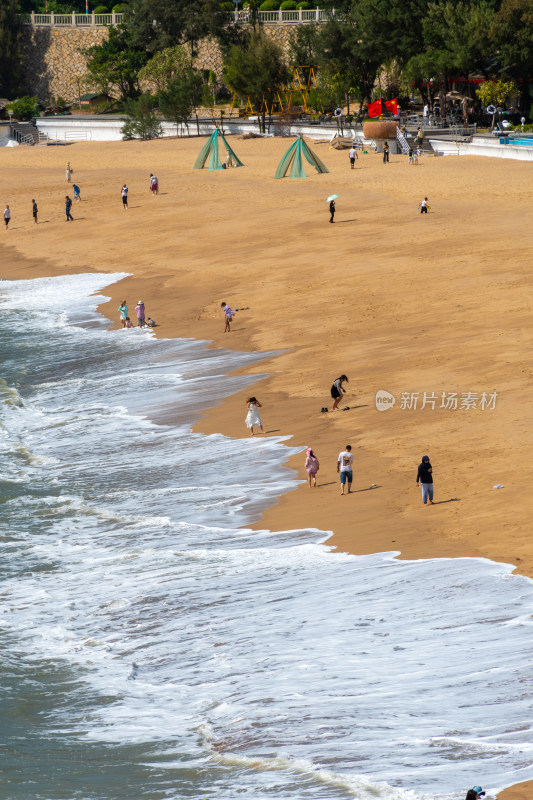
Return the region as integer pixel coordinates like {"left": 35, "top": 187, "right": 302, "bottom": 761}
{"left": 1, "top": 136, "right": 531, "bottom": 799}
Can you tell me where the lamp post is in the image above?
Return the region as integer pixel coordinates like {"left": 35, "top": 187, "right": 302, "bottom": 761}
{"left": 8, "top": 109, "right": 13, "bottom": 138}
{"left": 233, "top": 0, "right": 239, "bottom": 21}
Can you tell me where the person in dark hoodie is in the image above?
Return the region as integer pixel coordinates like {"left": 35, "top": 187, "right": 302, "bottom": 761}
{"left": 465, "top": 787, "right": 485, "bottom": 800}
{"left": 416, "top": 454, "right": 433, "bottom": 504}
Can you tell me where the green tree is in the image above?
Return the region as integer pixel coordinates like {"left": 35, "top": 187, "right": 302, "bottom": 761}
{"left": 405, "top": 1, "right": 496, "bottom": 109}
{"left": 84, "top": 26, "right": 147, "bottom": 100}
{"left": 7, "top": 95, "right": 39, "bottom": 120}
{"left": 0, "top": 0, "right": 22, "bottom": 98}
{"left": 224, "top": 32, "right": 289, "bottom": 131}
{"left": 138, "top": 45, "right": 191, "bottom": 92}
{"left": 317, "top": 13, "right": 384, "bottom": 109}
{"left": 492, "top": 0, "right": 533, "bottom": 116}
{"left": 121, "top": 92, "right": 162, "bottom": 138}
{"left": 124, "top": 0, "right": 236, "bottom": 56}
{"left": 158, "top": 68, "right": 203, "bottom": 133}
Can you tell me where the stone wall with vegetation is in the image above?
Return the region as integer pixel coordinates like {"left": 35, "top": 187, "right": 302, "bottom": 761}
{"left": 20, "top": 24, "right": 295, "bottom": 103}
{"left": 21, "top": 27, "right": 108, "bottom": 103}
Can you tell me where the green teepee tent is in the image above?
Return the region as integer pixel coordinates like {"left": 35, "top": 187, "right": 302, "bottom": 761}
{"left": 274, "top": 135, "right": 329, "bottom": 179}
{"left": 193, "top": 128, "right": 244, "bottom": 170}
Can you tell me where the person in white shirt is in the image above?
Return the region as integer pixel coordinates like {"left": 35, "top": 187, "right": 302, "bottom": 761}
{"left": 420, "top": 196, "right": 428, "bottom": 214}
{"left": 423, "top": 104, "right": 429, "bottom": 124}
{"left": 4, "top": 205, "right": 10, "bottom": 230}
{"left": 349, "top": 146, "right": 358, "bottom": 169}
{"left": 121, "top": 185, "right": 128, "bottom": 209}
{"left": 337, "top": 445, "right": 354, "bottom": 495}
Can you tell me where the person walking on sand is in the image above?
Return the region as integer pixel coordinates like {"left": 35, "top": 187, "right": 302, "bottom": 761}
{"left": 329, "top": 198, "right": 335, "bottom": 223}
{"left": 383, "top": 141, "right": 390, "bottom": 163}
{"left": 73, "top": 184, "right": 81, "bottom": 202}
{"left": 420, "top": 196, "right": 428, "bottom": 214}
{"left": 416, "top": 454, "right": 434, "bottom": 504}
{"left": 305, "top": 448, "right": 320, "bottom": 488}
{"left": 4, "top": 205, "right": 10, "bottom": 230}
{"left": 337, "top": 444, "right": 353, "bottom": 495}
{"left": 349, "top": 146, "right": 358, "bottom": 169}
{"left": 221, "top": 302, "right": 234, "bottom": 332}
{"left": 65, "top": 195, "right": 74, "bottom": 222}
{"left": 65, "top": 162, "right": 72, "bottom": 182}
{"left": 118, "top": 300, "right": 128, "bottom": 328}
{"left": 245, "top": 397, "right": 263, "bottom": 435}
{"left": 135, "top": 300, "right": 146, "bottom": 328}
{"left": 330, "top": 374, "right": 348, "bottom": 411}
{"left": 150, "top": 174, "right": 158, "bottom": 195}
{"left": 32, "top": 199, "right": 38, "bottom": 224}
{"left": 121, "top": 184, "right": 128, "bottom": 210}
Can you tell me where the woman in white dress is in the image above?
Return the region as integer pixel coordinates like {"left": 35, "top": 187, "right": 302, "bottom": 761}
{"left": 245, "top": 397, "right": 263, "bottom": 435}
{"left": 65, "top": 162, "right": 72, "bottom": 182}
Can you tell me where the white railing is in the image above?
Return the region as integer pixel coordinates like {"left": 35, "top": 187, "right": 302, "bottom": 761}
{"left": 22, "top": 9, "right": 331, "bottom": 26}
{"left": 22, "top": 11, "right": 124, "bottom": 26}
{"left": 396, "top": 126, "right": 410, "bottom": 154}
{"left": 45, "top": 129, "right": 92, "bottom": 142}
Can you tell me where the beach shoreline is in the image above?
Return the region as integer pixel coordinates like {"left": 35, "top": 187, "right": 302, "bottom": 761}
{"left": 1, "top": 136, "right": 532, "bottom": 799}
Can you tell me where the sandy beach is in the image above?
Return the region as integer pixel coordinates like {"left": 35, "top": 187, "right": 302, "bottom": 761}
{"left": 1, "top": 135, "right": 531, "bottom": 798}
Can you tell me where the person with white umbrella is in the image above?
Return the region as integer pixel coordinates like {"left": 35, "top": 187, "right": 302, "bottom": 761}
{"left": 328, "top": 193, "right": 338, "bottom": 223}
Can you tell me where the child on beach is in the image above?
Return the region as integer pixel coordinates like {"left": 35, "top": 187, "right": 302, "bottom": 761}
{"left": 124, "top": 317, "right": 133, "bottom": 328}
{"left": 73, "top": 184, "right": 81, "bottom": 202}
{"left": 32, "top": 199, "right": 38, "bottom": 224}
{"left": 221, "top": 302, "right": 234, "bottom": 332}
{"left": 245, "top": 397, "right": 263, "bottom": 435}
{"left": 4, "top": 205, "right": 10, "bottom": 230}
{"left": 147, "top": 317, "right": 156, "bottom": 327}
{"left": 118, "top": 301, "right": 128, "bottom": 327}
{"left": 121, "top": 185, "right": 128, "bottom": 209}
{"left": 305, "top": 448, "right": 320, "bottom": 487}
{"left": 349, "top": 146, "right": 358, "bottom": 168}
{"left": 419, "top": 197, "right": 428, "bottom": 214}
{"left": 150, "top": 174, "right": 158, "bottom": 195}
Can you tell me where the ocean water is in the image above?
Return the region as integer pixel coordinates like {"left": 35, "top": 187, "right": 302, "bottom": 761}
{"left": 1, "top": 273, "right": 533, "bottom": 800}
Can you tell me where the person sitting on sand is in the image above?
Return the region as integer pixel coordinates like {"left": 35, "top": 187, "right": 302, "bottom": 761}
{"left": 124, "top": 317, "right": 133, "bottom": 328}
{"left": 221, "top": 302, "right": 234, "bottom": 332}
{"left": 331, "top": 374, "right": 348, "bottom": 411}
{"left": 147, "top": 317, "right": 156, "bottom": 328}
{"left": 416, "top": 455, "right": 433, "bottom": 504}
{"left": 245, "top": 397, "right": 263, "bottom": 435}
{"left": 305, "top": 448, "right": 319, "bottom": 488}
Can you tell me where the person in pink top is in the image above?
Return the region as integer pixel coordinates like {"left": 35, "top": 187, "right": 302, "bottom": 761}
{"left": 135, "top": 300, "right": 146, "bottom": 328}
{"left": 305, "top": 448, "right": 319, "bottom": 488}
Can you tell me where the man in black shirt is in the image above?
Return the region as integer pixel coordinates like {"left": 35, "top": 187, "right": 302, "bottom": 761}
{"left": 416, "top": 455, "right": 433, "bottom": 504}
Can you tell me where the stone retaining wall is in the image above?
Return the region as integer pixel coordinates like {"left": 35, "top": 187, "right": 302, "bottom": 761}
{"left": 20, "top": 25, "right": 295, "bottom": 103}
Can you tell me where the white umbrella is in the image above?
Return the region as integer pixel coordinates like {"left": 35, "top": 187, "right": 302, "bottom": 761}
{"left": 327, "top": 194, "right": 339, "bottom": 202}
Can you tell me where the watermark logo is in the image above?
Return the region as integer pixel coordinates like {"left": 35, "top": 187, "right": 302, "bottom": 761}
{"left": 374, "top": 390, "right": 498, "bottom": 412}
{"left": 375, "top": 390, "right": 396, "bottom": 412}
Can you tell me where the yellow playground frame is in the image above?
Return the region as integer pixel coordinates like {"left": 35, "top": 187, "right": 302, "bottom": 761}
{"left": 228, "top": 66, "right": 323, "bottom": 117}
